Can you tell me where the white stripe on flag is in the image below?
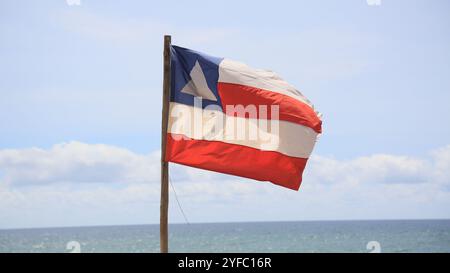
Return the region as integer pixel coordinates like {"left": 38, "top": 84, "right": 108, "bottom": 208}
{"left": 218, "top": 59, "right": 315, "bottom": 109}
{"left": 167, "top": 102, "right": 318, "bottom": 159}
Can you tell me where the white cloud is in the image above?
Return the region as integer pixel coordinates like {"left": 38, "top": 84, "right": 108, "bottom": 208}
{"left": 307, "top": 154, "right": 430, "bottom": 186}
{"left": 0, "top": 142, "right": 449, "bottom": 228}
{"left": 0, "top": 142, "right": 159, "bottom": 186}
{"left": 308, "top": 146, "right": 450, "bottom": 188}
{"left": 430, "top": 145, "right": 450, "bottom": 187}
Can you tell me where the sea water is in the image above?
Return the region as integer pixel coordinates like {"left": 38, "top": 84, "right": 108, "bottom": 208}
{"left": 0, "top": 220, "right": 449, "bottom": 253}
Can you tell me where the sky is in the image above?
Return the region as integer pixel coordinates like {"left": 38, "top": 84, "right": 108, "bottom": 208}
{"left": 0, "top": 0, "right": 449, "bottom": 229}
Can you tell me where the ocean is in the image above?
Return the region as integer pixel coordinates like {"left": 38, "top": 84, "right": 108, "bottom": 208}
{"left": 0, "top": 220, "right": 449, "bottom": 253}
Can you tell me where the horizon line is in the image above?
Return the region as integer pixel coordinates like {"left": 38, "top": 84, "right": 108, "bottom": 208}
{"left": 2, "top": 217, "right": 450, "bottom": 231}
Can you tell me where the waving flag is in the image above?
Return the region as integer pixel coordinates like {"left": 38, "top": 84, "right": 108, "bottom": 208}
{"left": 165, "top": 45, "right": 322, "bottom": 190}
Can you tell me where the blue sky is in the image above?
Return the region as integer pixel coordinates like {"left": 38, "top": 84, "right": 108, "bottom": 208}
{"left": 0, "top": 0, "right": 450, "bottom": 228}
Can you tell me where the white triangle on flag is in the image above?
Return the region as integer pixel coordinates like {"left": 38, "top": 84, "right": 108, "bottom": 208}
{"left": 181, "top": 61, "right": 217, "bottom": 101}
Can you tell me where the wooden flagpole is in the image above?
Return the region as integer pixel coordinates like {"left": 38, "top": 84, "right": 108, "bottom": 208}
{"left": 160, "top": 35, "right": 171, "bottom": 253}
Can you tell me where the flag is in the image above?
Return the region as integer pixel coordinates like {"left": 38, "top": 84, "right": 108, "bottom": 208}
{"left": 165, "top": 45, "right": 322, "bottom": 190}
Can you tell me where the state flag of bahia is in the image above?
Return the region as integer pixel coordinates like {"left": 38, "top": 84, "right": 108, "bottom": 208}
{"left": 165, "top": 45, "right": 322, "bottom": 190}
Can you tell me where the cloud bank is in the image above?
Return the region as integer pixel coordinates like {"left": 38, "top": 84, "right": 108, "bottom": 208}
{"left": 0, "top": 142, "right": 449, "bottom": 228}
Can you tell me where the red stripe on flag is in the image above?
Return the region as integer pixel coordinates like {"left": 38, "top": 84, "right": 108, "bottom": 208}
{"left": 218, "top": 82, "right": 322, "bottom": 133}
{"left": 165, "top": 133, "right": 308, "bottom": 190}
